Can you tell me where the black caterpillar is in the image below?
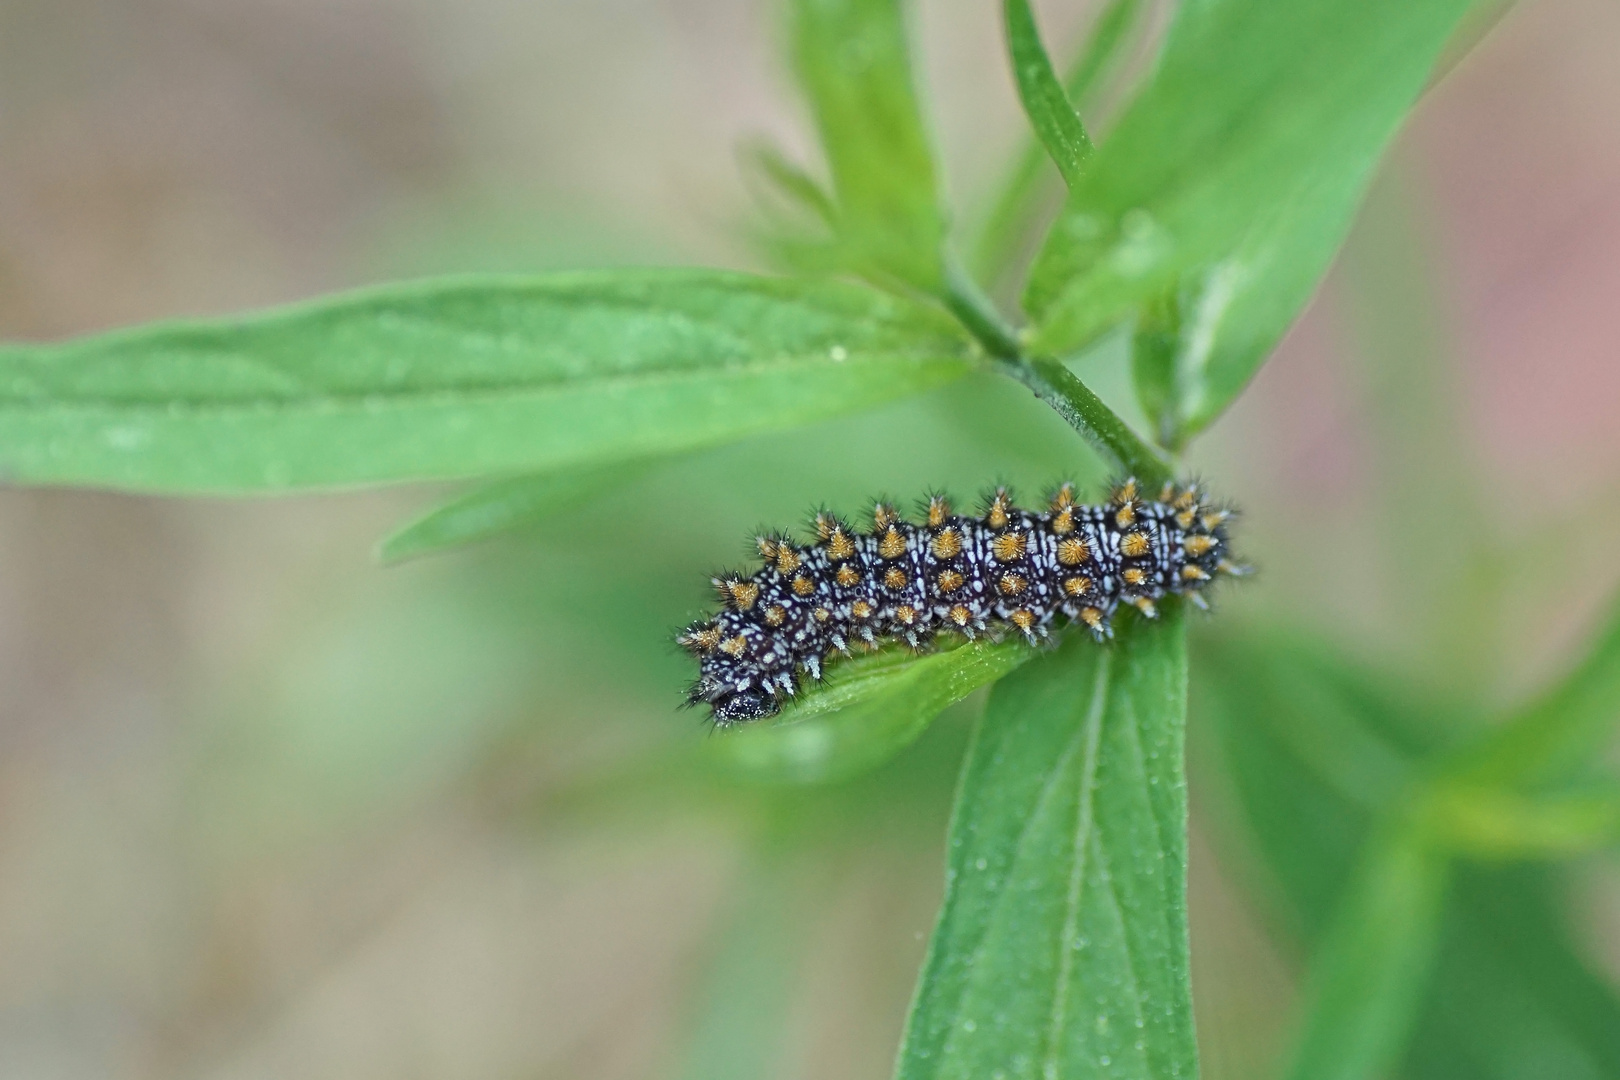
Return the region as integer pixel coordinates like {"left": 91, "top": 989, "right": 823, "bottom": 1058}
{"left": 679, "top": 479, "right": 1244, "bottom": 724}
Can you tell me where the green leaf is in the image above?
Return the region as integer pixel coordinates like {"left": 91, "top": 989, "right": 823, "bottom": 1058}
{"left": 973, "top": 0, "right": 1147, "bottom": 284}
{"left": 1283, "top": 827, "right": 1449, "bottom": 1080}
{"left": 788, "top": 0, "right": 948, "bottom": 291}
{"left": 1408, "top": 863, "right": 1620, "bottom": 1080}
{"left": 377, "top": 463, "right": 643, "bottom": 564}
{"left": 1003, "top": 0, "right": 1094, "bottom": 190}
{"left": 737, "top": 138, "right": 847, "bottom": 276}
{"left": 0, "top": 271, "right": 976, "bottom": 494}
{"left": 1130, "top": 290, "right": 1181, "bottom": 450}
{"left": 713, "top": 637, "right": 1038, "bottom": 786}
{"left": 738, "top": 137, "right": 839, "bottom": 230}
{"left": 1023, "top": 0, "right": 1476, "bottom": 436}
{"left": 1193, "top": 630, "right": 1620, "bottom": 1080}
{"left": 1421, "top": 784, "right": 1620, "bottom": 860}
{"left": 896, "top": 609, "right": 1195, "bottom": 1080}
{"left": 1191, "top": 633, "right": 1429, "bottom": 930}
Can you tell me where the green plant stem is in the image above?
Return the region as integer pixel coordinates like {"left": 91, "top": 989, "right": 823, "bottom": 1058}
{"left": 940, "top": 257, "right": 1024, "bottom": 360}
{"left": 1007, "top": 356, "right": 1174, "bottom": 487}
{"left": 943, "top": 256, "right": 1174, "bottom": 486}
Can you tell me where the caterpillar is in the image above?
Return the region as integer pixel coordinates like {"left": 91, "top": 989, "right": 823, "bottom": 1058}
{"left": 678, "top": 478, "right": 1245, "bottom": 724}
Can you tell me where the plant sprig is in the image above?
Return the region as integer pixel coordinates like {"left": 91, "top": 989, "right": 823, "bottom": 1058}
{"left": 0, "top": 2, "right": 1557, "bottom": 1080}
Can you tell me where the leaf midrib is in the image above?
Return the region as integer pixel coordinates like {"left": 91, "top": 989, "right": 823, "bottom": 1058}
{"left": 933, "top": 652, "right": 1111, "bottom": 1069}
{"left": 1043, "top": 649, "right": 1113, "bottom": 1077}
{"left": 0, "top": 350, "right": 975, "bottom": 414}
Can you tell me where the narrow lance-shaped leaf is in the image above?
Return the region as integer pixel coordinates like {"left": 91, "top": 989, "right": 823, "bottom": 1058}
{"left": 737, "top": 138, "right": 850, "bottom": 277}
{"left": 1406, "top": 863, "right": 1620, "bottom": 1080}
{"left": 897, "top": 609, "right": 1195, "bottom": 1080}
{"left": 1192, "top": 631, "right": 1620, "bottom": 1080}
{"left": 1024, "top": 0, "right": 1477, "bottom": 437}
{"left": 1003, "top": 0, "right": 1095, "bottom": 190}
{"left": 974, "top": 0, "right": 1147, "bottom": 283}
{"left": 377, "top": 462, "right": 647, "bottom": 565}
{"left": 1283, "top": 826, "right": 1450, "bottom": 1080}
{"left": 1421, "top": 783, "right": 1620, "bottom": 860}
{"left": 738, "top": 136, "right": 839, "bottom": 229}
{"left": 0, "top": 271, "right": 976, "bottom": 494}
{"left": 1131, "top": 290, "right": 1182, "bottom": 450}
{"left": 712, "top": 637, "right": 1038, "bottom": 786}
{"left": 788, "top": 0, "right": 948, "bottom": 292}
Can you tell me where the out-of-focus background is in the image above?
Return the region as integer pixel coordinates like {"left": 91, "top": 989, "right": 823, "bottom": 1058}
{"left": 2, "top": 1, "right": 1619, "bottom": 1078}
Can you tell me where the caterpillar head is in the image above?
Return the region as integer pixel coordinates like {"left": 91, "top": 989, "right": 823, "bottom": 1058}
{"left": 712, "top": 684, "right": 780, "bottom": 724}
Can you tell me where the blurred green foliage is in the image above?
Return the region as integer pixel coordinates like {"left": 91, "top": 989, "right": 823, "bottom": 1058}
{"left": 783, "top": 0, "right": 949, "bottom": 292}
